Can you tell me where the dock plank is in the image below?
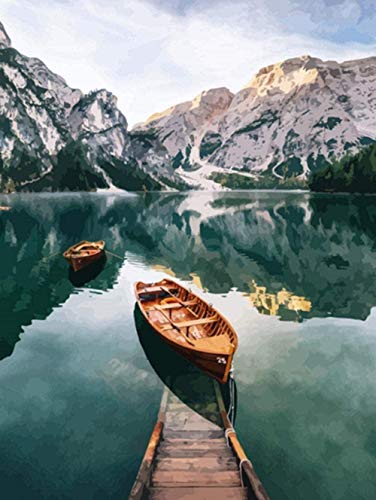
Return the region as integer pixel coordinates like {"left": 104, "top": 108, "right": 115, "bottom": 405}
{"left": 161, "top": 438, "right": 227, "bottom": 447}
{"left": 157, "top": 448, "right": 234, "bottom": 459}
{"left": 154, "top": 457, "right": 238, "bottom": 472}
{"left": 149, "top": 487, "right": 249, "bottom": 500}
{"left": 129, "top": 387, "right": 269, "bottom": 500}
{"left": 163, "top": 430, "right": 224, "bottom": 439}
{"left": 152, "top": 470, "right": 241, "bottom": 487}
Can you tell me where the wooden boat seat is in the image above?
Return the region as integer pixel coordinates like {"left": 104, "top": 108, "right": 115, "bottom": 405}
{"left": 172, "top": 316, "right": 217, "bottom": 329}
{"left": 155, "top": 303, "right": 181, "bottom": 310}
{"left": 72, "top": 246, "right": 96, "bottom": 253}
{"left": 193, "top": 334, "right": 234, "bottom": 353}
{"left": 155, "top": 299, "right": 198, "bottom": 311}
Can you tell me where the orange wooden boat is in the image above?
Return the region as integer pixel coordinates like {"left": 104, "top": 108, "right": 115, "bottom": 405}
{"left": 134, "top": 278, "right": 238, "bottom": 383}
{"left": 63, "top": 240, "right": 105, "bottom": 272}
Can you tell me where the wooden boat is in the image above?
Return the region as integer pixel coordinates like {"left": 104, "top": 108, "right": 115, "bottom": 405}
{"left": 63, "top": 240, "right": 105, "bottom": 272}
{"left": 0, "top": 206, "right": 11, "bottom": 211}
{"left": 134, "top": 278, "right": 238, "bottom": 383}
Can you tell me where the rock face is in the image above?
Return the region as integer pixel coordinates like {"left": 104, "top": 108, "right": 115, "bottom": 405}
{"left": 0, "top": 22, "right": 11, "bottom": 49}
{"left": 0, "top": 22, "right": 186, "bottom": 192}
{"left": 134, "top": 88, "right": 234, "bottom": 188}
{"left": 137, "top": 55, "right": 376, "bottom": 186}
{"left": 136, "top": 88, "right": 234, "bottom": 165}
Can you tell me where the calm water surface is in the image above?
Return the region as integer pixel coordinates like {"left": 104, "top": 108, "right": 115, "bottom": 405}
{"left": 1, "top": 191, "right": 376, "bottom": 499}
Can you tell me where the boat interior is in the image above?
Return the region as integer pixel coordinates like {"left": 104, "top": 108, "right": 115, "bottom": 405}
{"left": 66, "top": 241, "right": 104, "bottom": 257}
{"left": 137, "top": 282, "right": 236, "bottom": 353}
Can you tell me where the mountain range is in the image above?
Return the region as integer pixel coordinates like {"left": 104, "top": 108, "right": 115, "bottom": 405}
{"left": 0, "top": 21, "right": 375, "bottom": 192}
{"left": 0, "top": 22, "right": 185, "bottom": 192}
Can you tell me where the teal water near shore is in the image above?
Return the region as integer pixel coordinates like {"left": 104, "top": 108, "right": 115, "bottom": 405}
{"left": 1, "top": 191, "right": 376, "bottom": 499}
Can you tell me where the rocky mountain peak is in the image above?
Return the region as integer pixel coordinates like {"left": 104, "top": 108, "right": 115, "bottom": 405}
{"left": 69, "top": 88, "right": 128, "bottom": 138}
{"left": 254, "top": 55, "right": 321, "bottom": 78}
{"left": 243, "top": 55, "right": 326, "bottom": 95}
{"left": 190, "top": 87, "right": 234, "bottom": 110}
{"left": 0, "top": 21, "right": 11, "bottom": 49}
{"left": 143, "top": 87, "right": 234, "bottom": 127}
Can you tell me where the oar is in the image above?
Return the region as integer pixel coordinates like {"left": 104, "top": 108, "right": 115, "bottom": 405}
{"left": 161, "top": 286, "right": 199, "bottom": 318}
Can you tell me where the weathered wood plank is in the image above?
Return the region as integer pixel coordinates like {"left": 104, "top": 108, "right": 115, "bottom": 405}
{"left": 161, "top": 438, "right": 227, "bottom": 447}
{"left": 154, "top": 457, "right": 238, "bottom": 472}
{"left": 163, "top": 430, "right": 224, "bottom": 439}
{"left": 165, "top": 421, "right": 220, "bottom": 431}
{"left": 152, "top": 470, "right": 241, "bottom": 487}
{"left": 149, "top": 487, "right": 249, "bottom": 500}
{"left": 165, "top": 410, "right": 214, "bottom": 420}
{"left": 164, "top": 422, "right": 219, "bottom": 430}
{"left": 157, "top": 448, "right": 234, "bottom": 459}
{"left": 159, "top": 440, "right": 230, "bottom": 453}
{"left": 149, "top": 486, "right": 249, "bottom": 500}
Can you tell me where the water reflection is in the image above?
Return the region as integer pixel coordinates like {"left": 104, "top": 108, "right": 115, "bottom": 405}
{"left": 1, "top": 191, "right": 376, "bottom": 363}
{"left": 248, "top": 280, "right": 312, "bottom": 321}
{"left": 0, "top": 196, "right": 125, "bottom": 361}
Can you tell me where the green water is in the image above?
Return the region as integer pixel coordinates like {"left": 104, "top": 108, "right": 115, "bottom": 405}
{"left": 1, "top": 191, "right": 376, "bottom": 499}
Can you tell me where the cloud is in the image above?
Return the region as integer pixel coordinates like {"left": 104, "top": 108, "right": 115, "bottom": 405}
{"left": 0, "top": 0, "right": 375, "bottom": 126}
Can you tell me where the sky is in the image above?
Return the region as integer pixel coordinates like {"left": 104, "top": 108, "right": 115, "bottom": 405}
{"left": 0, "top": 0, "right": 376, "bottom": 126}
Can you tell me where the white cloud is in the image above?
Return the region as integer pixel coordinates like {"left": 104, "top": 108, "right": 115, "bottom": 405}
{"left": 0, "top": 0, "right": 375, "bottom": 126}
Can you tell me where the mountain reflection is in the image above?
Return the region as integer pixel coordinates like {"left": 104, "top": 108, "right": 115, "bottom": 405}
{"left": 1, "top": 191, "right": 376, "bottom": 361}
{"left": 248, "top": 280, "right": 312, "bottom": 321}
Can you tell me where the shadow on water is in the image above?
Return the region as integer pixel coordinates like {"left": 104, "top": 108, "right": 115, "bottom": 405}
{"left": 134, "top": 305, "right": 234, "bottom": 426}
{"left": 68, "top": 253, "right": 107, "bottom": 287}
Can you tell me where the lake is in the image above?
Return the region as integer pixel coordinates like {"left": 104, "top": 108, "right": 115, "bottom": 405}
{"left": 0, "top": 191, "right": 376, "bottom": 499}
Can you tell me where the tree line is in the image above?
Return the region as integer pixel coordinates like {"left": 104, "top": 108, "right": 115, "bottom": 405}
{"left": 308, "top": 142, "right": 376, "bottom": 193}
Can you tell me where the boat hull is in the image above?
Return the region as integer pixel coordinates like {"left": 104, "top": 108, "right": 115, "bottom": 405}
{"left": 66, "top": 250, "right": 104, "bottom": 272}
{"left": 160, "top": 331, "right": 233, "bottom": 383}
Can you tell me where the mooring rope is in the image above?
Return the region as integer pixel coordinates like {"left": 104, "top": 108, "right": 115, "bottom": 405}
{"left": 105, "top": 249, "right": 125, "bottom": 261}
{"left": 40, "top": 247, "right": 125, "bottom": 263}
{"left": 227, "top": 369, "right": 235, "bottom": 426}
{"left": 239, "top": 458, "right": 251, "bottom": 487}
{"left": 225, "top": 370, "right": 236, "bottom": 448}
{"left": 225, "top": 427, "right": 235, "bottom": 447}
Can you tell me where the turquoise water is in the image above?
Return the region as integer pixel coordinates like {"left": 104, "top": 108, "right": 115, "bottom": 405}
{"left": 0, "top": 191, "right": 376, "bottom": 499}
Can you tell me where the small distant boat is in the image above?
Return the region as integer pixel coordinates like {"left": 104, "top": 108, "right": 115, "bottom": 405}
{"left": 63, "top": 240, "right": 105, "bottom": 272}
{"left": 0, "top": 206, "right": 11, "bottom": 211}
{"left": 134, "top": 278, "right": 238, "bottom": 383}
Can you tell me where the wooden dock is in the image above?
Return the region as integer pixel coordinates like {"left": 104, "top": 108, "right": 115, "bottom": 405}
{"left": 129, "top": 383, "right": 269, "bottom": 500}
